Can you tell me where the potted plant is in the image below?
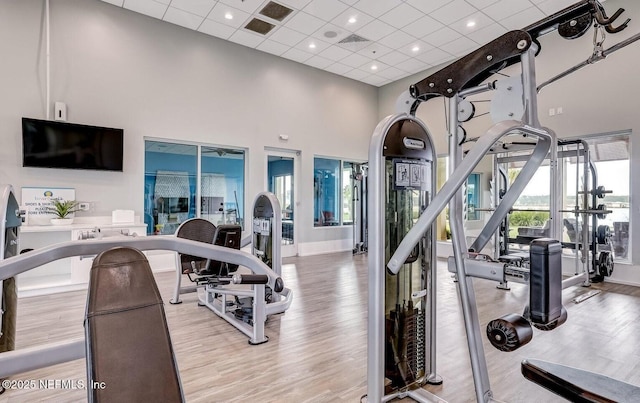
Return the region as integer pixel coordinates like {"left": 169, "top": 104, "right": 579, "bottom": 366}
{"left": 47, "top": 199, "right": 80, "bottom": 225}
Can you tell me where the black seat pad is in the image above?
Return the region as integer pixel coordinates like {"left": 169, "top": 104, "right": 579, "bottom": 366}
{"left": 522, "top": 358, "right": 640, "bottom": 402}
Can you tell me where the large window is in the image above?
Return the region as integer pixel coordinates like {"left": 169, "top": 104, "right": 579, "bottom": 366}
{"left": 314, "top": 157, "right": 362, "bottom": 227}
{"left": 144, "top": 140, "right": 245, "bottom": 235}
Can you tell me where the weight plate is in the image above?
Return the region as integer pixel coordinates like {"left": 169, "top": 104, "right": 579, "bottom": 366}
{"left": 597, "top": 225, "right": 610, "bottom": 245}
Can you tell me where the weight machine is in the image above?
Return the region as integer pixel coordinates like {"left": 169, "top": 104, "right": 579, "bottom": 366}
{"left": 169, "top": 191, "right": 292, "bottom": 344}
{"left": 368, "top": 1, "right": 640, "bottom": 402}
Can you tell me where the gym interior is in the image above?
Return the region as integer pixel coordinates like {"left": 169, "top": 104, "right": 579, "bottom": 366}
{"left": 1, "top": 0, "right": 640, "bottom": 402}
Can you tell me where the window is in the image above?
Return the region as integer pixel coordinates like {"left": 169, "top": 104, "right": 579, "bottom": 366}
{"left": 466, "top": 173, "right": 481, "bottom": 221}
{"left": 314, "top": 157, "right": 362, "bottom": 227}
{"left": 436, "top": 155, "right": 449, "bottom": 241}
{"left": 144, "top": 140, "right": 245, "bottom": 235}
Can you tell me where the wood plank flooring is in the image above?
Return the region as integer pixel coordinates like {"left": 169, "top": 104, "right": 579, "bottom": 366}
{"left": 2, "top": 252, "right": 640, "bottom": 402}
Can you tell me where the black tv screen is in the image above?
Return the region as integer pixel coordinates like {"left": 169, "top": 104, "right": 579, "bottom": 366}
{"left": 22, "top": 117, "right": 124, "bottom": 171}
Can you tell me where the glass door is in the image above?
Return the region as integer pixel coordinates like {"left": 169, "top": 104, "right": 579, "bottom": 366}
{"left": 266, "top": 149, "right": 299, "bottom": 257}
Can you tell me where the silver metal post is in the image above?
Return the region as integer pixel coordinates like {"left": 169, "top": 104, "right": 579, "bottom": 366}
{"left": 447, "top": 96, "right": 492, "bottom": 403}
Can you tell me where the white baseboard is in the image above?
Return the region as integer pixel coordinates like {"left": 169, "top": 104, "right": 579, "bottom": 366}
{"left": 298, "top": 239, "right": 353, "bottom": 256}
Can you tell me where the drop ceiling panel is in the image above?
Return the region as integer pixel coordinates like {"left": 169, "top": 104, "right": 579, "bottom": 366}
{"left": 103, "top": 0, "right": 607, "bottom": 87}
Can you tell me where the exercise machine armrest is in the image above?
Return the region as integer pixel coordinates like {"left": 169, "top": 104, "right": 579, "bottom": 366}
{"left": 522, "top": 358, "right": 640, "bottom": 402}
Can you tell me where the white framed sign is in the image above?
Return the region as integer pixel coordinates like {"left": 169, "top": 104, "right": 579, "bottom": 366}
{"left": 21, "top": 187, "right": 76, "bottom": 225}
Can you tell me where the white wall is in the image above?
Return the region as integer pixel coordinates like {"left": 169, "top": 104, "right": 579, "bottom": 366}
{"left": 0, "top": 0, "right": 378, "bottom": 253}
{"left": 378, "top": 0, "right": 640, "bottom": 283}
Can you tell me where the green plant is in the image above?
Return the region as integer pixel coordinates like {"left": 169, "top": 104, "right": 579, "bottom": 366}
{"left": 46, "top": 199, "right": 80, "bottom": 219}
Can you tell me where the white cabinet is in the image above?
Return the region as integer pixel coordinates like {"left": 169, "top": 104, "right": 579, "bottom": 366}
{"left": 18, "top": 222, "right": 148, "bottom": 296}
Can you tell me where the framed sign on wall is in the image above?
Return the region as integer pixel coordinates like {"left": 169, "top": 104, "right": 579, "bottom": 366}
{"left": 21, "top": 187, "right": 76, "bottom": 225}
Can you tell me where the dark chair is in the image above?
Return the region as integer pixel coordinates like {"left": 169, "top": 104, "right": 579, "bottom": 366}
{"left": 207, "top": 224, "right": 242, "bottom": 276}
{"left": 175, "top": 218, "right": 217, "bottom": 281}
{"left": 84, "top": 247, "right": 184, "bottom": 403}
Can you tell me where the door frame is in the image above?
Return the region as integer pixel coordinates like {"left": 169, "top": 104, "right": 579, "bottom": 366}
{"left": 265, "top": 148, "right": 300, "bottom": 257}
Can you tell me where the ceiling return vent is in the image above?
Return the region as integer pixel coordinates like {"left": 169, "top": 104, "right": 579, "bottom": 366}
{"left": 259, "top": 1, "right": 294, "bottom": 21}
{"left": 245, "top": 18, "right": 276, "bottom": 35}
{"left": 337, "top": 33, "right": 371, "bottom": 52}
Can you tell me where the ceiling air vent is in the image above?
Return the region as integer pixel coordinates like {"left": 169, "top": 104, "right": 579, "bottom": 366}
{"left": 337, "top": 33, "right": 371, "bottom": 51}
{"left": 245, "top": 18, "right": 275, "bottom": 35}
{"left": 259, "top": 1, "right": 294, "bottom": 22}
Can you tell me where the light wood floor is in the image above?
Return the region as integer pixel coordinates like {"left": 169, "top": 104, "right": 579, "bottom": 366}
{"left": 2, "top": 252, "right": 640, "bottom": 402}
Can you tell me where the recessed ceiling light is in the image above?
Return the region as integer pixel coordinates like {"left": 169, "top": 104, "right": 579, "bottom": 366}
{"left": 466, "top": 20, "right": 476, "bottom": 28}
{"left": 348, "top": 16, "right": 357, "bottom": 24}
{"left": 371, "top": 64, "right": 378, "bottom": 71}
{"left": 412, "top": 45, "right": 420, "bottom": 52}
{"left": 309, "top": 43, "right": 316, "bottom": 49}
{"left": 225, "top": 12, "right": 233, "bottom": 20}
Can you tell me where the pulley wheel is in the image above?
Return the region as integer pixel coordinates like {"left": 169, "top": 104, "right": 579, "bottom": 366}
{"left": 458, "top": 99, "right": 475, "bottom": 122}
{"left": 486, "top": 313, "right": 533, "bottom": 352}
{"left": 596, "top": 225, "right": 611, "bottom": 245}
{"left": 558, "top": 13, "right": 592, "bottom": 39}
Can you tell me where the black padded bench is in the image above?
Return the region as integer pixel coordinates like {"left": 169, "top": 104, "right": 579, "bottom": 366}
{"left": 522, "top": 359, "right": 640, "bottom": 402}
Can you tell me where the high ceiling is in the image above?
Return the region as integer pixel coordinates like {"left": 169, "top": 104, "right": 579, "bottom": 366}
{"left": 100, "top": 0, "right": 589, "bottom": 87}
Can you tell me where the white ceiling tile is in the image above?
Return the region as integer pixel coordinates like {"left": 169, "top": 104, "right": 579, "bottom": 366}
{"left": 356, "top": 42, "right": 393, "bottom": 59}
{"left": 343, "top": 68, "right": 370, "bottom": 80}
{"left": 256, "top": 39, "right": 291, "bottom": 55}
{"left": 415, "top": 47, "right": 455, "bottom": 65}
{"left": 164, "top": 7, "right": 204, "bottom": 30}
{"left": 304, "top": 55, "right": 335, "bottom": 69}
{"left": 170, "top": 0, "right": 216, "bottom": 17}
{"left": 198, "top": 18, "right": 236, "bottom": 39}
{"left": 377, "top": 66, "right": 407, "bottom": 80}
{"left": 397, "top": 40, "right": 434, "bottom": 57}
{"left": 395, "top": 57, "right": 430, "bottom": 74}
{"left": 333, "top": 7, "right": 374, "bottom": 31}
{"left": 430, "top": 0, "right": 477, "bottom": 25}
{"left": 341, "top": 52, "right": 371, "bottom": 68}
{"left": 281, "top": 47, "right": 314, "bottom": 62}
{"left": 286, "top": 11, "right": 326, "bottom": 35}
{"left": 325, "top": 62, "right": 353, "bottom": 75}
{"left": 269, "top": 25, "right": 306, "bottom": 46}
{"left": 423, "top": 26, "right": 461, "bottom": 47}
{"left": 466, "top": 22, "right": 507, "bottom": 44}
{"left": 228, "top": 29, "right": 265, "bottom": 47}
{"left": 377, "top": 30, "right": 417, "bottom": 49}
{"left": 500, "top": 6, "right": 545, "bottom": 30}
{"left": 338, "top": 0, "right": 358, "bottom": 5}
{"left": 355, "top": 20, "right": 395, "bottom": 42}
{"left": 123, "top": 0, "right": 168, "bottom": 19}
{"left": 207, "top": 3, "right": 251, "bottom": 28}
{"left": 449, "top": 12, "right": 497, "bottom": 35}
{"left": 303, "top": 0, "right": 349, "bottom": 21}
{"left": 482, "top": 0, "right": 531, "bottom": 21}
{"left": 310, "top": 23, "right": 348, "bottom": 44}
{"left": 377, "top": 50, "right": 410, "bottom": 66}
{"left": 536, "top": 0, "right": 580, "bottom": 15}
{"left": 402, "top": 15, "right": 444, "bottom": 38}
{"left": 352, "top": 0, "right": 403, "bottom": 18}
{"left": 102, "top": 0, "right": 124, "bottom": 6}
{"left": 295, "top": 37, "right": 332, "bottom": 53}
{"left": 445, "top": 36, "right": 479, "bottom": 56}
{"left": 360, "top": 74, "right": 389, "bottom": 86}
{"left": 405, "top": 0, "right": 453, "bottom": 14}
{"left": 378, "top": 3, "right": 422, "bottom": 29}
{"left": 319, "top": 45, "right": 353, "bottom": 61}
{"left": 465, "top": 0, "right": 499, "bottom": 9}
{"left": 154, "top": 0, "right": 170, "bottom": 4}
{"left": 218, "top": 0, "right": 264, "bottom": 14}
{"left": 360, "top": 60, "right": 390, "bottom": 74}
{"left": 278, "top": 0, "right": 313, "bottom": 10}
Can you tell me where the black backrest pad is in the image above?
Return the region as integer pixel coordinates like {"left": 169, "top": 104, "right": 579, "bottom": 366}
{"left": 176, "top": 218, "right": 216, "bottom": 273}
{"left": 85, "top": 247, "right": 183, "bottom": 403}
{"left": 209, "top": 224, "right": 242, "bottom": 274}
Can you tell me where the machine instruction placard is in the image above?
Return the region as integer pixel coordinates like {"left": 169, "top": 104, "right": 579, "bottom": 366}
{"left": 393, "top": 159, "right": 429, "bottom": 190}
{"left": 21, "top": 187, "right": 76, "bottom": 225}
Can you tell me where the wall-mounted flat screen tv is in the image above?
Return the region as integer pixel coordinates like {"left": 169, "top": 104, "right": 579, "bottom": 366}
{"left": 22, "top": 117, "right": 124, "bottom": 171}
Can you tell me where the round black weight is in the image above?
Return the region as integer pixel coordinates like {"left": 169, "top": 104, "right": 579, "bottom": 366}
{"left": 594, "top": 185, "right": 607, "bottom": 198}
{"left": 597, "top": 225, "right": 611, "bottom": 245}
{"left": 596, "top": 204, "right": 607, "bottom": 220}
{"left": 486, "top": 313, "right": 533, "bottom": 352}
{"left": 599, "top": 251, "right": 614, "bottom": 277}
